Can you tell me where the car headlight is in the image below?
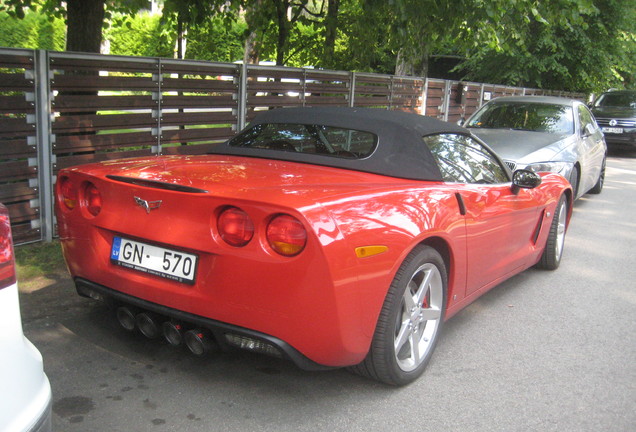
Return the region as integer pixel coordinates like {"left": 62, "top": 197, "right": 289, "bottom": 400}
{"left": 525, "top": 161, "right": 574, "bottom": 177}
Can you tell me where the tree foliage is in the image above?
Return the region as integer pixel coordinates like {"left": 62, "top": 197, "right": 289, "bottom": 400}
{"left": 106, "top": 12, "right": 174, "bottom": 58}
{"left": 185, "top": 15, "right": 246, "bottom": 62}
{"left": 0, "top": 0, "right": 634, "bottom": 92}
{"left": 1, "top": 0, "right": 148, "bottom": 52}
{"left": 458, "top": 0, "right": 636, "bottom": 92}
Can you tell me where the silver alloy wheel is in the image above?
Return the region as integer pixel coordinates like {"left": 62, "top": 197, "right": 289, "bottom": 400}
{"left": 555, "top": 198, "right": 567, "bottom": 260}
{"left": 394, "top": 262, "right": 444, "bottom": 372}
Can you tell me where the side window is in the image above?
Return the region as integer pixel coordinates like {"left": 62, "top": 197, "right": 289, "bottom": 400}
{"left": 228, "top": 123, "right": 377, "bottom": 158}
{"left": 578, "top": 105, "right": 597, "bottom": 133}
{"left": 424, "top": 134, "right": 509, "bottom": 184}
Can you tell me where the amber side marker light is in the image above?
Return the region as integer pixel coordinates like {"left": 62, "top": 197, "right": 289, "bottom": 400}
{"left": 355, "top": 245, "right": 388, "bottom": 258}
{"left": 267, "top": 214, "right": 307, "bottom": 257}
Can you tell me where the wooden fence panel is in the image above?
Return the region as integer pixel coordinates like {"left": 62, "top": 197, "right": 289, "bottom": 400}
{"left": 48, "top": 54, "right": 159, "bottom": 178}
{"left": 158, "top": 60, "right": 239, "bottom": 151}
{"left": 353, "top": 74, "right": 392, "bottom": 108}
{"left": 303, "top": 70, "right": 350, "bottom": 107}
{"left": 424, "top": 80, "right": 446, "bottom": 118}
{"left": 0, "top": 50, "right": 41, "bottom": 243}
{"left": 463, "top": 84, "right": 482, "bottom": 119}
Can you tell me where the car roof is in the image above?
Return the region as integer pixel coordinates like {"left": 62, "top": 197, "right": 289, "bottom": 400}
{"left": 484, "top": 96, "right": 579, "bottom": 106}
{"left": 210, "top": 107, "right": 471, "bottom": 181}
{"left": 601, "top": 90, "right": 636, "bottom": 94}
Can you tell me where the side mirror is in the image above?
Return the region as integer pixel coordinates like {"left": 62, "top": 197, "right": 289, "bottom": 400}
{"left": 582, "top": 123, "right": 596, "bottom": 137}
{"left": 511, "top": 169, "right": 542, "bottom": 194}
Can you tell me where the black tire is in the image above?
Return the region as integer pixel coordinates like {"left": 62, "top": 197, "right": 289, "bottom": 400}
{"left": 348, "top": 245, "right": 447, "bottom": 386}
{"left": 588, "top": 158, "right": 606, "bottom": 194}
{"left": 536, "top": 195, "right": 568, "bottom": 270}
{"left": 569, "top": 166, "right": 579, "bottom": 199}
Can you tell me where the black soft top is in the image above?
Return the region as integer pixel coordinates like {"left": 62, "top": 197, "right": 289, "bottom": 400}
{"left": 210, "top": 106, "right": 470, "bottom": 181}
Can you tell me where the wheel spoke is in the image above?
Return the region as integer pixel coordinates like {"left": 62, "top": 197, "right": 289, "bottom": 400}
{"left": 414, "top": 268, "right": 433, "bottom": 305}
{"left": 394, "top": 318, "right": 411, "bottom": 354}
{"left": 402, "top": 282, "right": 417, "bottom": 310}
{"left": 409, "top": 332, "right": 422, "bottom": 364}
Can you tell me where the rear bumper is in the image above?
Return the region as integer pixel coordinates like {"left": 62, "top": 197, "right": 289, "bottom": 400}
{"left": 0, "top": 284, "right": 52, "bottom": 432}
{"left": 75, "top": 278, "right": 333, "bottom": 371}
{"left": 26, "top": 397, "right": 52, "bottom": 432}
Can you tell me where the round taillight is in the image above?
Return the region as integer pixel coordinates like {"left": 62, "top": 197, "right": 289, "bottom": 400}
{"left": 59, "top": 176, "right": 77, "bottom": 210}
{"left": 217, "top": 207, "right": 254, "bottom": 247}
{"left": 267, "top": 214, "right": 307, "bottom": 257}
{"left": 83, "top": 182, "right": 102, "bottom": 216}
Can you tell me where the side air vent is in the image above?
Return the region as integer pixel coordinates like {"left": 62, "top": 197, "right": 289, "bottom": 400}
{"left": 106, "top": 175, "right": 208, "bottom": 193}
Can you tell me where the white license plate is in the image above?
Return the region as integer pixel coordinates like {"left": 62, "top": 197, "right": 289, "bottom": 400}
{"left": 110, "top": 237, "right": 198, "bottom": 284}
{"left": 602, "top": 127, "right": 623, "bottom": 134}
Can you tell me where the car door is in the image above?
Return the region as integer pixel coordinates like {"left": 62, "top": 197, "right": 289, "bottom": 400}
{"left": 576, "top": 103, "right": 606, "bottom": 193}
{"left": 424, "top": 133, "right": 541, "bottom": 295}
{"left": 459, "top": 183, "right": 539, "bottom": 293}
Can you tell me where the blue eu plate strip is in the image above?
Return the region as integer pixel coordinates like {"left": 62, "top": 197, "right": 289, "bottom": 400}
{"left": 111, "top": 236, "right": 122, "bottom": 260}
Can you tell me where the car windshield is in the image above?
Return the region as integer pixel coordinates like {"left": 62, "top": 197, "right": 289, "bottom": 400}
{"left": 466, "top": 102, "right": 574, "bottom": 134}
{"left": 594, "top": 93, "right": 636, "bottom": 108}
{"left": 227, "top": 123, "right": 377, "bottom": 159}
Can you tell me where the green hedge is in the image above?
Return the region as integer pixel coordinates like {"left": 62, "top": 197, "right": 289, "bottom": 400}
{"left": 0, "top": 9, "right": 65, "bottom": 50}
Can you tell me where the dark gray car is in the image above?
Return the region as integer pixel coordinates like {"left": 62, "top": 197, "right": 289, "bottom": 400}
{"left": 465, "top": 96, "right": 607, "bottom": 199}
{"left": 590, "top": 90, "right": 636, "bottom": 147}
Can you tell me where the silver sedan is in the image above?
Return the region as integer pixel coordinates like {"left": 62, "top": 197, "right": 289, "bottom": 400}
{"left": 465, "top": 96, "right": 607, "bottom": 199}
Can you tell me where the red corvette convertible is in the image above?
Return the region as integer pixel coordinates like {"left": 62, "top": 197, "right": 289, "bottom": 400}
{"left": 56, "top": 107, "right": 572, "bottom": 385}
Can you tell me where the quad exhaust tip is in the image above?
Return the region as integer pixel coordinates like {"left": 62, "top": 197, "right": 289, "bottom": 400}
{"left": 135, "top": 312, "right": 162, "bottom": 339}
{"left": 184, "top": 329, "right": 218, "bottom": 356}
{"left": 162, "top": 321, "right": 184, "bottom": 346}
{"left": 116, "top": 306, "right": 137, "bottom": 331}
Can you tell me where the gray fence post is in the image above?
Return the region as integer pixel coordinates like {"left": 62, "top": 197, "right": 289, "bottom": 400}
{"left": 442, "top": 80, "right": 452, "bottom": 122}
{"left": 33, "top": 49, "right": 54, "bottom": 242}
{"left": 152, "top": 58, "right": 163, "bottom": 154}
{"left": 349, "top": 72, "right": 356, "bottom": 107}
{"left": 421, "top": 78, "right": 429, "bottom": 116}
{"left": 237, "top": 62, "right": 248, "bottom": 131}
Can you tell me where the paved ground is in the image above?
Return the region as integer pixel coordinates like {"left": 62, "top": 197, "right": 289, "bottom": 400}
{"left": 20, "top": 148, "right": 636, "bottom": 432}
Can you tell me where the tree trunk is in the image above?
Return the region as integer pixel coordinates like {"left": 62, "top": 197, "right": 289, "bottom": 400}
{"left": 395, "top": 44, "right": 430, "bottom": 77}
{"left": 323, "top": 0, "right": 340, "bottom": 69}
{"left": 175, "top": 12, "right": 187, "bottom": 59}
{"left": 243, "top": 0, "right": 264, "bottom": 64}
{"left": 243, "top": 31, "right": 260, "bottom": 64}
{"left": 243, "top": 0, "right": 264, "bottom": 65}
{"left": 395, "top": 48, "right": 415, "bottom": 76}
{"left": 273, "top": 0, "right": 290, "bottom": 66}
{"left": 65, "top": 0, "right": 105, "bottom": 53}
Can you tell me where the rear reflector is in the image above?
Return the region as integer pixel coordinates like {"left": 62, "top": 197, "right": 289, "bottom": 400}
{"left": 224, "top": 334, "right": 282, "bottom": 358}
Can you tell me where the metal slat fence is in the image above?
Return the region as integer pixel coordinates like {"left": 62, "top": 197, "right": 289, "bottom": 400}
{"left": 0, "top": 47, "right": 585, "bottom": 244}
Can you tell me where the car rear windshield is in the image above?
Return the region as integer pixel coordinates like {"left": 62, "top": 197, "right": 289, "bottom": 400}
{"left": 227, "top": 123, "right": 378, "bottom": 159}
{"left": 595, "top": 93, "right": 636, "bottom": 108}
{"left": 467, "top": 102, "right": 574, "bottom": 134}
